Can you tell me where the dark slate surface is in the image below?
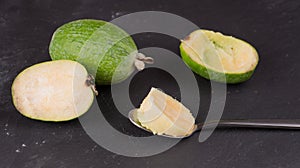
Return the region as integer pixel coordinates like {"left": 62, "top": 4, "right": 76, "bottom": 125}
{"left": 1, "top": 0, "right": 300, "bottom": 167}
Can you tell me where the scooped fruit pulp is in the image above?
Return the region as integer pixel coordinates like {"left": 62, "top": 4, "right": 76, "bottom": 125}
{"left": 136, "top": 88, "right": 195, "bottom": 137}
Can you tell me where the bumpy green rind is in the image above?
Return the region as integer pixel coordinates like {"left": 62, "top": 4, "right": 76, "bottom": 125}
{"left": 180, "top": 44, "right": 256, "bottom": 84}
{"left": 49, "top": 19, "right": 137, "bottom": 85}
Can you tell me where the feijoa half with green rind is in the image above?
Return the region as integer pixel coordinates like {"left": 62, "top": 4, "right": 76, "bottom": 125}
{"left": 180, "top": 30, "right": 259, "bottom": 83}
{"left": 11, "top": 60, "right": 96, "bottom": 121}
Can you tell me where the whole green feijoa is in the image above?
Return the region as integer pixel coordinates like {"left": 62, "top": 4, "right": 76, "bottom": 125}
{"left": 49, "top": 19, "right": 153, "bottom": 85}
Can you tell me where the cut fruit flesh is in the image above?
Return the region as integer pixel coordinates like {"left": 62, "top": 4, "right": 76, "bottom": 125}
{"left": 180, "top": 30, "right": 259, "bottom": 83}
{"left": 136, "top": 88, "right": 195, "bottom": 137}
{"left": 11, "top": 60, "right": 95, "bottom": 121}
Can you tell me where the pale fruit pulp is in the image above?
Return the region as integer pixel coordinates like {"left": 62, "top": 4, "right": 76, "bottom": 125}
{"left": 137, "top": 88, "right": 195, "bottom": 137}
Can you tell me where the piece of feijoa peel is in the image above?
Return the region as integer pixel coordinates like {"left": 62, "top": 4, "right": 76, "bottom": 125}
{"left": 11, "top": 60, "right": 97, "bottom": 121}
{"left": 49, "top": 19, "right": 153, "bottom": 85}
{"left": 180, "top": 30, "right": 259, "bottom": 83}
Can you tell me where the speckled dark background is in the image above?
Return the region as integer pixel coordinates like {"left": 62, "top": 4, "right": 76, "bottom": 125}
{"left": 1, "top": 0, "right": 300, "bottom": 167}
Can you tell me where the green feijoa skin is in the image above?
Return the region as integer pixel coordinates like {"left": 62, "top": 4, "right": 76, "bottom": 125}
{"left": 49, "top": 19, "right": 153, "bottom": 85}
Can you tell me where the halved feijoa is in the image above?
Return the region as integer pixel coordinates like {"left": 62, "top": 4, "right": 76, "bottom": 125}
{"left": 180, "top": 30, "right": 259, "bottom": 83}
{"left": 11, "top": 60, "right": 96, "bottom": 121}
